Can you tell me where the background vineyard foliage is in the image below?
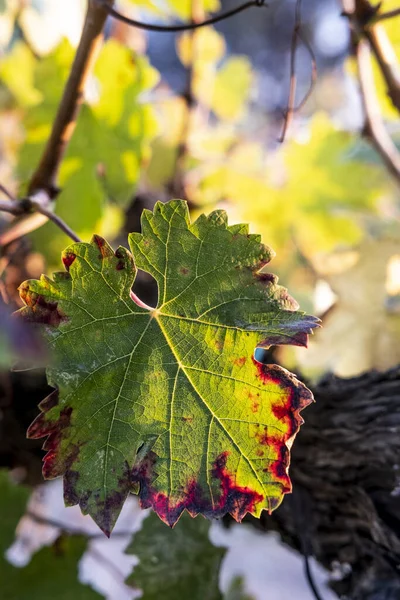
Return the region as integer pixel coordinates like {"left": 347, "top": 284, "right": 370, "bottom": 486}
{"left": 0, "top": 0, "right": 399, "bottom": 599}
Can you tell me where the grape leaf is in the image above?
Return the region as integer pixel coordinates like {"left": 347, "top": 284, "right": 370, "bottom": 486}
{"left": 18, "top": 200, "right": 318, "bottom": 535}
{"left": 126, "top": 511, "right": 224, "bottom": 599}
{"left": 0, "top": 471, "right": 100, "bottom": 600}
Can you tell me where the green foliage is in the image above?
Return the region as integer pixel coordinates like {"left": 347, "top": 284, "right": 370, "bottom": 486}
{"left": 0, "top": 471, "right": 100, "bottom": 600}
{"left": 0, "top": 38, "right": 159, "bottom": 264}
{"left": 176, "top": 26, "right": 253, "bottom": 122}
{"left": 18, "top": 200, "right": 317, "bottom": 535}
{"left": 126, "top": 511, "right": 224, "bottom": 599}
{"left": 198, "top": 114, "right": 387, "bottom": 260}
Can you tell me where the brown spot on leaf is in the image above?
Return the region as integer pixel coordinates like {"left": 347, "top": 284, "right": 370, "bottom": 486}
{"left": 179, "top": 267, "right": 190, "bottom": 276}
{"left": 19, "top": 285, "right": 67, "bottom": 327}
{"left": 93, "top": 235, "right": 113, "bottom": 259}
{"left": 115, "top": 249, "right": 125, "bottom": 271}
{"left": 247, "top": 390, "right": 260, "bottom": 413}
{"left": 62, "top": 252, "right": 76, "bottom": 271}
{"left": 256, "top": 272, "right": 277, "bottom": 284}
{"left": 234, "top": 357, "right": 247, "bottom": 367}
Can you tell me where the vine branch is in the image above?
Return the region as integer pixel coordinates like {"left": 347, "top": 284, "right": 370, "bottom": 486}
{"left": 0, "top": 188, "right": 81, "bottom": 243}
{"left": 0, "top": 0, "right": 113, "bottom": 247}
{"left": 97, "top": 0, "right": 267, "bottom": 33}
{"left": 28, "top": 0, "right": 113, "bottom": 197}
{"left": 352, "top": 0, "right": 400, "bottom": 115}
{"left": 279, "top": 0, "right": 317, "bottom": 143}
{"left": 356, "top": 37, "right": 400, "bottom": 184}
{"left": 342, "top": 0, "right": 400, "bottom": 186}
{"left": 374, "top": 7, "right": 400, "bottom": 22}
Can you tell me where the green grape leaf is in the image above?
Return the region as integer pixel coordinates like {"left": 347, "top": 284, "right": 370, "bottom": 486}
{"left": 198, "top": 114, "right": 389, "bottom": 260}
{"left": 208, "top": 57, "right": 254, "bottom": 122}
{"left": 126, "top": 511, "right": 224, "bottom": 599}
{"left": 0, "top": 471, "right": 100, "bottom": 600}
{"left": 17, "top": 200, "right": 318, "bottom": 535}
{"left": 5, "top": 39, "right": 158, "bottom": 264}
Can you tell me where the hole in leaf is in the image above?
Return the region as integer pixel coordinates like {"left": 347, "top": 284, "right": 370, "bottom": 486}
{"left": 131, "top": 271, "right": 158, "bottom": 310}
{"left": 254, "top": 347, "right": 276, "bottom": 365}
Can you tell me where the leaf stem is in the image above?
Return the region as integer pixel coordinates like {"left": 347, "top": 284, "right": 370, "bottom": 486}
{"left": 130, "top": 289, "right": 155, "bottom": 311}
{"left": 33, "top": 206, "right": 82, "bottom": 243}
{"left": 374, "top": 7, "right": 400, "bottom": 22}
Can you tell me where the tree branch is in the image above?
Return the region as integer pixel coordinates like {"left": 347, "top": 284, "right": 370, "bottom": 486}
{"left": 374, "top": 7, "right": 400, "bottom": 23}
{"left": 28, "top": 0, "right": 113, "bottom": 197}
{"left": 0, "top": 189, "right": 81, "bottom": 245}
{"left": 356, "top": 37, "right": 400, "bottom": 184}
{"left": 279, "top": 0, "right": 317, "bottom": 143}
{"left": 342, "top": 1, "right": 400, "bottom": 186}
{"left": 350, "top": 0, "right": 400, "bottom": 115}
{"left": 0, "top": 200, "right": 23, "bottom": 216}
{"left": 0, "top": 1, "right": 113, "bottom": 247}
{"left": 97, "top": 0, "right": 267, "bottom": 33}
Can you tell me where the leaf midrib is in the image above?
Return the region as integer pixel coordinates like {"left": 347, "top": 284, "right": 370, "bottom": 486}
{"left": 154, "top": 314, "right": 267, "bottom": 497}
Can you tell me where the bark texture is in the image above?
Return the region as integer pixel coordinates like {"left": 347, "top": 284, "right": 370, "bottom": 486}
{"left": 260, "top": 367, "right": 400, "bottom": 599}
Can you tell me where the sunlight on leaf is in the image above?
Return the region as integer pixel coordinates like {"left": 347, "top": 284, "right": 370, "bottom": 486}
{"left": 17, "top": 200, "right": 318, "bottom": 535}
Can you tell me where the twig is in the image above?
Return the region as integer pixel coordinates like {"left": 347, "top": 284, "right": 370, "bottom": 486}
{"left": 0, "top": 184, "right": 16, "bottom": 202}
{"left": 97, "top": 0, "right": 267, "bottom": 33}
{"left": 304, "top": 555, "right": 325, "bottom": 600}
{"left": 291, "top": 490, "right": 326, "bottom": 600}
{"left": 278, "top": 0, "right": 317, "bottom": 142}
{"left": 0, "top": 1, "right": 112, "bottom": 246}
{"left": 374, "top": 7, "right": 400, "bottom": 22}
{"left": 0, "top": 200, "right": 23, "bottom": 216}
{"left": 356, "top": 34, "right": 400, "bottom": 185}
{"left": 28, "top": 0, "right": 113, "bottom": 197}
{"left": 295, "top": 30, "right": 317, "bottom": 111}
{"left": 169, "top": 0, "right": 205, "bottom": 201}
{"left": 341, "top": 1, "right": 400, "bottom": 186}
{"left": 354, "top": 0, "right": 400, "bottom": 114}
{"left": 356, "top": 38, "right": 400, "bottom": 183}
{"left": 34, "top": 206, "right": 81, "bottom": 243}
{"left": 0, "top": 192, "right": 81, "bottom": 245}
